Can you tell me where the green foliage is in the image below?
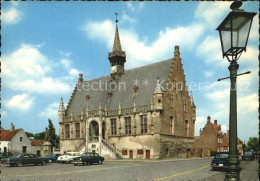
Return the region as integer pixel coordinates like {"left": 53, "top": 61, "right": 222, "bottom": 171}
{"left": 25, "top": 132, "right": 34, "bottom": 138}
{"left": 246, "top": 137, "right": 259, "bottom": 152}
{"left": 48, "top": 119, "right": 59, "bottom": 148}
{"left": 34, "top": 132, "right": 45, "bottom": 140}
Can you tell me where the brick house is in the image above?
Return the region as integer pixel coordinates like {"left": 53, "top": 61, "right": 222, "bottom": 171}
{"left": 59, "top": 19, "right": 196, "bottom": 159}
{"left": 194, "top": 116, "right": 243, "bottom": 157}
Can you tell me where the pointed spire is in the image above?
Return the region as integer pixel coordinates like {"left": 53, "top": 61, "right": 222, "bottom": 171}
{"left": 112, "top": 13, "right": 122, "bottom": 52}
{"left": 59, "top": 97, "right": 65, "bottom": 112}
{"left": 154, "top": 76, "right": 163, "bottom": 94}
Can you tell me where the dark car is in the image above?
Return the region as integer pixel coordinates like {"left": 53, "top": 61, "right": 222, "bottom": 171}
{"left": 44, "top": 153, "right": 59, "bottom": 163}
{"left": 211, "top": 152, "right": 229, "bottom": 170}
{"left": 242, "top": 151, "right": 255, "bottom": 161}
{"left": 5, "top": 153, "right": 48, "bottom": 167}
{"left": 0, "top": 152, "right": 13, "bottom": 163}
{"left": 73, "top": 152, "right": 104, "bottom": 166}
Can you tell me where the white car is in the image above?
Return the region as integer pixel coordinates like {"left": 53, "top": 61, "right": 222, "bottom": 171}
{"left": 57, "top": 152, "right": 81, "bottom": 164}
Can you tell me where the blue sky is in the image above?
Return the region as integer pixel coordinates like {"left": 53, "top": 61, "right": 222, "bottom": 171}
{"left": 1, "top": 1, "right": 258, "bottom": 142}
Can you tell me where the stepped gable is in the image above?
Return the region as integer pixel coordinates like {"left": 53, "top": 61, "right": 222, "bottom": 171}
{"left": 66, "top": 59, "right": 172, "bottom": 116}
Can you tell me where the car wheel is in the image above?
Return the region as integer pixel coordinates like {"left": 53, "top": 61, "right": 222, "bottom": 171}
{"left": 17, "top": 162, "right": 23, "bottom": 167}
{"left": 74, "top": 163, "right": 77, "bottom": 166}
{"left": 41, "top": 161, "right": 46, "bottom": 166}
{"left": 83, "top": 161, "right": 87, "bottom": 166}
{"left": 62, "top": 161, "right": 65, "bottom": 164}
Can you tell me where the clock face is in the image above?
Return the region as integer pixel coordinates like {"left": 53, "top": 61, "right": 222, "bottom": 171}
{"left": 111, "top": 66, "right": 118, "bottom": 73}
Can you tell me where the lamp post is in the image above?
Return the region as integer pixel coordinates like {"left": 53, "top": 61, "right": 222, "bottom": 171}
{"left": 216, "top": 1, "right": 256, "bottom": 180}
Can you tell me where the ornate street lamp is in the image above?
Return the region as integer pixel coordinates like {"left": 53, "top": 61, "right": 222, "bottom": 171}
{"left": 216, "top": 1, "right": 256, "bottom": 181}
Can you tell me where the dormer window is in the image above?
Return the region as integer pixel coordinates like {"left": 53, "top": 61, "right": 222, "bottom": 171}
{"left": 107, "top": 91, "right": 112, "bottom": 99}
{"left": 133, "top": 85, "right": 139, "bottom": 94}
{"left": 85, "top": 95, "right": 90, "bottom": 102}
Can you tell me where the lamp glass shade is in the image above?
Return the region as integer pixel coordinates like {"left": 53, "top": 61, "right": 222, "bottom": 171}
{"left": 217, "top": 11, "right": 256, "bottom": 57}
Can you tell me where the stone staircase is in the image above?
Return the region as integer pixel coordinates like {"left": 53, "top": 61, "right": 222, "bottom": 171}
{"left": 75, "top": 140, "right": 86, "bottom": 153}
{"left": 101, "top": 138, "right": 122, "bottom": 159}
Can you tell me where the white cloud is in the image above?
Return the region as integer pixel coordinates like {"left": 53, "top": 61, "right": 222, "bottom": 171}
{"left": 121, "top": 13, "right": 136, "bottom": 24}
{"left": 40, "top": 102, "right": 60, "bottom": 119}
{"left": 204, "top": 71, "right": 214, "bottom": 78}
{"left": 5, "top": 94, "right": 34, "bottom": 111}
{"left": 60, "top": 59, "right": 72, "bottom": 70}
{"left": 221, "top": 125, "right": 228, "bottom": 132}
{"left": 195, "top": 2, "right": 230, "bottom": 29}
{"left": 83, "top": 20, "right": 204, "bottom": 68}
{"left": 126, "top": 2, "right": 135, "bottom": 12}
{"left": 248, "top": 14, "right": 259, "bottom": 41}
{"left": 1, "top": 43, "right": 76, "bottom": 94}
{"left": 2, "top": 7, "right": 22, "bottom": 25}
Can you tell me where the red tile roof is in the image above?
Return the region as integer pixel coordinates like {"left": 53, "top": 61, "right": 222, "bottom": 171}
{"left": 0, "top": 129, "right": 21, "bottom": 141}
{"left": 31, "top": 140, "right": 45, "bottom": 146}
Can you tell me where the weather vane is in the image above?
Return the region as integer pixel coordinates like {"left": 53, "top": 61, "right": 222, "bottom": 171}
{"left": 115, "top": 12, "right": 118, "bottom": 23}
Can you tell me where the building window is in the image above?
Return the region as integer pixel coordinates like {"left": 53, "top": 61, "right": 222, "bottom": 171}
{"left": 169, "top": 94, "right": 173, "bottom": 107}
{"left": 170, "top": 116, "right": 174, "bottom": 134}
{"left": 140, "top": 115, "right": 147, "bottom": 134}
{"left": 125, "top": 117, "right": 131, "bottom": 135}
{"left": 122, "top": 150, "right": 128, "bottom": 155}
{"left": 20, "top": 137, "right": 23, "bottom": 142}
{"left": 65, "top": 124, "right": 70, "bottom": 139}
{"left": 75, "top": 123, "right": 80, "bottom": 138}
{"left": 110, "top": 118, "right": 117, "bottom": 135}
{"left": 137, "top": 149, "right": 144, "bottom": 155}
{"left": 185, "top": 120, "right": 189, "bottom": 137}
{"left": 184, "top": 100, "right": 187, "bottom": 111}
{"left": 22, "top": 146, "right": 27, "bottom": 153}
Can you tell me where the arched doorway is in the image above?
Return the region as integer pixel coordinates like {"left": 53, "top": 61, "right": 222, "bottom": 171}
{"left": 102, "top": 121, "right": 106, "bottom": 139}
{"left": 89, "top": 121, "right": 99, "bottom": 142}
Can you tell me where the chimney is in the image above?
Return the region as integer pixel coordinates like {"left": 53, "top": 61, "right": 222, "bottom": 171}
{"left": 207, "top": 116, "right": 211, "bottom": 123}
{"left": 214, "top": 120, "right": 217, "bottom": 125}
{"left": 10, "top": 123, "right": 15, "bottom": 131}
{"left": 78, "top": 73, "right": 83, "bottom": 84}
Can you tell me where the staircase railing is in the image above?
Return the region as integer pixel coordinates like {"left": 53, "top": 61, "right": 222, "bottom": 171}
{"left": 101, "top": 138, "right": 122, "bottom": 159}
{"left": 75, "top": 140, "right": 86, "bottom": 152}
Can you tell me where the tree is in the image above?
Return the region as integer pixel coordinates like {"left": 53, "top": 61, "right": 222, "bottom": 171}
{"left": 25, "top": 132, "right": 34, "bottom": 138}
{"left": 48, "top": 119, "right": 58, "bottom": 148}
{"left": 246, "top": 137, "right": 259, "bottom": 152}
{"left": 34, "top": 132, "right": 45, "bottom": 140}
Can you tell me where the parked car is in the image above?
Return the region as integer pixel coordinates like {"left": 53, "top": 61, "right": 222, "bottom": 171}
{"left": 211, "top": 152, "right": 229, "bottom": 170}
{"left": 0, "top": 152, "right": 13, "bottom": 163}
{"left": 73, "top": 152, "right": 104, "bottom": 166}
{"left": 242, "top": 151, "right": 255, "bottom": 161}
{"left": 5, "top": 153, "right": 48, "bottom": 167}
{"left": 44, "top": 153, "right": 59, "bottom": 163}
{"left": 57, "top": 152, "right": 81, "bottom": 164}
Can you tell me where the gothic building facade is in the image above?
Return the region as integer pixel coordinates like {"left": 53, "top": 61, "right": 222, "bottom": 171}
{"left": 58, "top": 19, "right": 196, "bottom": 159}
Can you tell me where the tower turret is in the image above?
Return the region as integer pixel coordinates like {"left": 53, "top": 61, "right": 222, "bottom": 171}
{"left": 153, "top": 76, "right": 163, "bottom": 111}
{"left": 58, "top": 97, "right": 65, "bottom": 123}
{"left": 108, "top": 13, "right": 126, "bottom": 81}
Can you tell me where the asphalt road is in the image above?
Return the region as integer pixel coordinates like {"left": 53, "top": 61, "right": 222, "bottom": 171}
{"left": 0, "top": 158, "right": 258, "bottom": 181}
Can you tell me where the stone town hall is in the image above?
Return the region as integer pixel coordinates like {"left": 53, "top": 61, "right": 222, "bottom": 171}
{"left": 58, "top": 18, "right": 196, "bottom": 159}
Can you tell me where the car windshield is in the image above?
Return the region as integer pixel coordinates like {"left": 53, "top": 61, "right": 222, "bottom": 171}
{"left": 64, "top": 153, "right": 72, "bottom": 156}
{"left": 215, "top": 153, "right": 228, "bottom": 158}
{"left": 11, "top": 153, "right": 22, "bottom": 158}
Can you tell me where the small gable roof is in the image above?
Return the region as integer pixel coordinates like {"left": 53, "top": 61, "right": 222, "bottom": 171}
{"left": 0, "top": 129, "right": 21, "bottom": 141}
{"left": 31, "top": 140, "right": 45, "bottom": 146}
